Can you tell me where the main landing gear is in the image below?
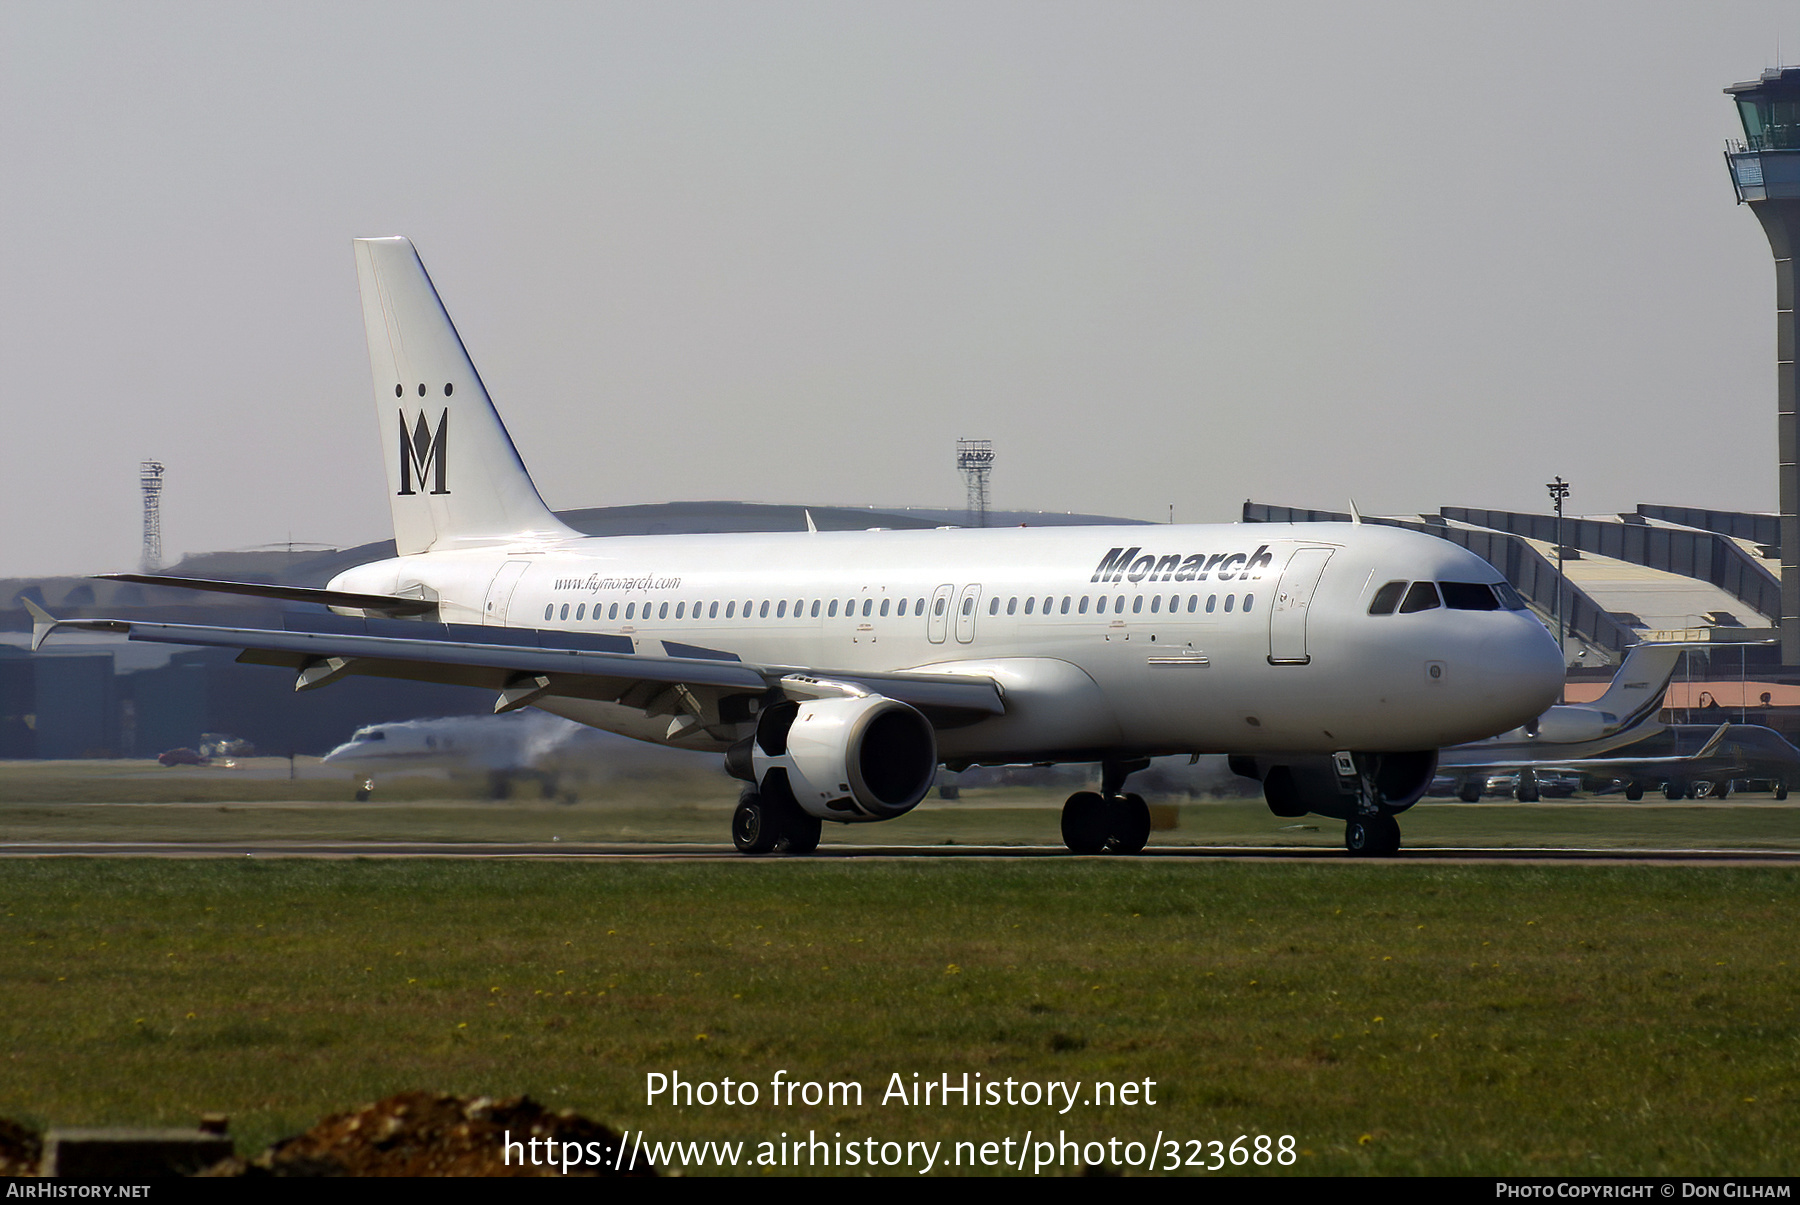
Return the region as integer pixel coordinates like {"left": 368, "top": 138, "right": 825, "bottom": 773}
{"left": 1060, "top": 759, "right": 1153, "bottom": 854}
{"left": 732, "top": 781, "right": 822, "bottom": 855}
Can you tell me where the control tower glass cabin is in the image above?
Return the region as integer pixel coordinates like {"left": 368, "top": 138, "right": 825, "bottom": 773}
{"left": 1726, "top": 67, "right": 1800, "bottom": 663}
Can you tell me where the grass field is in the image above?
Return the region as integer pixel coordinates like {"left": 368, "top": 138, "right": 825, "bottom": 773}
{"left": 6, "top": 758, "right": 1800, "bottom": 851}
{"left": 1, "top": 858, "right": 1798, "bottom": 1176}
{"left": 2, "top": 760, "right": 1798, "bottom": 1176}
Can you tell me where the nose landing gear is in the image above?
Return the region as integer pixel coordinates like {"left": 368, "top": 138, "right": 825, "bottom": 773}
{"left": 1344, "top": 812, "right": 1400, "bottom": 857}
{"left": 1060, "top": 759, "right": 1154, "bottom": 854}
{"left": 1342, "top": 752, "right": 1403, "bottom": 857}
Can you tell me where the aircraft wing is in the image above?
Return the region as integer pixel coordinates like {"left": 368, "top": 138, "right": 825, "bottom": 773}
{"left": 24, "top": 603, "right": 1005, "bottom": 738}
{"left": 1443, "top": 723, "right": 1734, "bottom": 776}
{"left": 95, "top": 573, "right": 439, "bottom": 616}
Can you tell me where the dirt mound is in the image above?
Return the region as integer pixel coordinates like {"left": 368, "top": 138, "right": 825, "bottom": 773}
{"left": 0, "top": 1119, "right": 41, "bottom": 1175}
{"left": 213, "top": 1091, "right": 653, "bottom": 1177}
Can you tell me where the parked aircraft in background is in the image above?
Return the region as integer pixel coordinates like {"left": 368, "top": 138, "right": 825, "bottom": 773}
{"left": 31, "top": 237, "right": 1562, "bottom": 856}
{"left": 1434, "top": 643, "right": 1800, "bottom": 799}
{"left": 322, "top": 711, "right": 705, "bottom": 800}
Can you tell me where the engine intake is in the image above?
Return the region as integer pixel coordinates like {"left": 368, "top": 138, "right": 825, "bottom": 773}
{"left": 740, "top": 694, "right": 938, "bottom": 821}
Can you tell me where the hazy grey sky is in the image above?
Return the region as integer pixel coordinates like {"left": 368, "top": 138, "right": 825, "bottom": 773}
{"left": 3, "top": 1, "right": 1796, "bottom": 578}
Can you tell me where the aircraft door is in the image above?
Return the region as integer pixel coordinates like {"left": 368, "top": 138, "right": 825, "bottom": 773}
{"left": 1267, "top": 547, "right": 1334, "bottom": 665}
{"left": 483, "top": 560, "right": 532, "bottom": 626}
{"left": 927, "top": 583, "right": 954, "bottom": 644}
{"left": 955, "top": 584, "right": 983, "bottom": 644}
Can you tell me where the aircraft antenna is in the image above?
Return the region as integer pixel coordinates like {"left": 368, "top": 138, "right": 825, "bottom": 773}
{"left": 956, "top": 439, "right": 994, "bottom": 528}
{"left": 139, "top": 460, "right": 166, "bottom": 572}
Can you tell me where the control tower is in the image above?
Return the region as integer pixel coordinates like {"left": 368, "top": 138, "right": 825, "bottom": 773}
{"left": 1725, "top": 68, "right": 1800, "bottom": 663}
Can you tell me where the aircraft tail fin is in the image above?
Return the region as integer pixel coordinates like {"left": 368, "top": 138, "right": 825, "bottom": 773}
{"left": 353, "top": 237, "right": 578, "bottom": 556}
{"left": 1589, "top": 642, "right": 1688, "bottom": 733}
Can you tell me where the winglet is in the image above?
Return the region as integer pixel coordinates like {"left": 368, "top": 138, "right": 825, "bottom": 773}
{"left": 804, "top": 509, "right": 818, "bottom": 534}
{"left": 1348, "top": 500, "right": 1364, "bottom": 525}
{"left": 23, "top": 598, "right": 57, "bottom": 651}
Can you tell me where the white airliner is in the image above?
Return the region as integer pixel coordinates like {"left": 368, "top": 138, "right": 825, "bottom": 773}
{"left": 32, "top": 237, "right": 1563, "bottom": 856}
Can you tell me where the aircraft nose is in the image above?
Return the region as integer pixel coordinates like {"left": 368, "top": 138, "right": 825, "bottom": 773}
{"left": 1473, "top": 620, "right": 1564, "bottom": 727}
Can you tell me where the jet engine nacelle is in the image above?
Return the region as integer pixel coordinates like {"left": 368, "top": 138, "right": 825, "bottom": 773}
{"left": 1239, "top": 750, "right": 1439, "bottom": 821}
{"left": 733, "top": 694, "right": 938, "bottom": 822}
{"left": 1524, "top": 706, "right": 1612, "bottom": 744}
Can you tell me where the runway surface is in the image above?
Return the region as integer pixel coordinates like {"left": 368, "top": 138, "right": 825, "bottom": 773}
{"left": 2, "top": 841, "right": 1797, "bottom": 865}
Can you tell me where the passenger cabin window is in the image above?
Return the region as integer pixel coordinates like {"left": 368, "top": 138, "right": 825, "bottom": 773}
{"left": 1439, "top": 582, "right": 1500, "bottom": 611}
{"left": 988, "top": 598, "right": 999, "bottom": 615}
{"left": 1369, "top": 581, "right": 1407, "bottom": 615}
{"left": 1399, "top": 581, "right": 1441, "bottom": 614}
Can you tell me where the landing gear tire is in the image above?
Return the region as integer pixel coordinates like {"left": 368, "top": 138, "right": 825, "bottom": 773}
{"left": 1714, "top": 781, "right": 1732, "bottom": 801}
{"left": 1516, "top": 781, "right": 1540, "bottom": 803}
{"left": 733, "top": 793, "right": 780, "bottom": 854}
{"left": 733, "top": 785, "right": 821, "bottom": 855}
{"left": 1104, "top": 793, "right": 1152, "bottom": 855}
{"left": 1624, "top": 783, "right": 1644, "bottom": 801}
{"left": 1777, "top": 781, "right": 1790, "bottom": 801}
{"left": 1458, "top": 783, "right": 1482, "bottom": 803}
{"left": 783, "top": 811, "right": 822, "bottom": 854}
{"left": 1061, "top": 791, "right": 1108, "bottom": 854}
{"left": 1664, "top": 781, "right": 1685, "bottom": 801}
{"left": 1345, "top": 813, "right": 1401, "bottom": 857}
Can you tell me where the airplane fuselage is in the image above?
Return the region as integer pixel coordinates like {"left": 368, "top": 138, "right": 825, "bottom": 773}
{"left": 331, "top": 520, "right": 1562, "bottom": 765}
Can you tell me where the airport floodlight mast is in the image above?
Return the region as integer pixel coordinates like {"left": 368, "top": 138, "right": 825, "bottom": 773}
{"left": 1546, "top": 476, "right": 1570, "bottom": 700}
{"left": 1725, "top": 67, "right": 1800, "bottom": 664}
{"left": 139, "top": 460, "right": 165, "bottom": 573}
{"left": 956, "top": 439, "right": 994, "bottom": 528}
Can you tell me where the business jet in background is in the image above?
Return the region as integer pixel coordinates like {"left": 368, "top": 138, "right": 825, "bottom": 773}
{"left": 32, "top": 238, "right": 1563, "bottom": 856}
{"left": 1433, "top": 642, "right": 1800, "bottom": 801}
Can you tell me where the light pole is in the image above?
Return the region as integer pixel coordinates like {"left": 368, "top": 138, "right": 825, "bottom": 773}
{"left": 1546, "top": 476, "right": 1570, "bottom": 702}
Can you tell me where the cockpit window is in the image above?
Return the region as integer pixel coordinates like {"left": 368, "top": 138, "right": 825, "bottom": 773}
{"left": 1492, "top": 581, "right": 1527, "bottom": 610}
{"left": 1439, "top": 581, "right": 1500, "bottom": 611}
{"left": 1368, "top": 581, "right": 1407, "bottom": 615}
{"left": 1398, "top": 581, "right": 1441, "bottom": 613}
